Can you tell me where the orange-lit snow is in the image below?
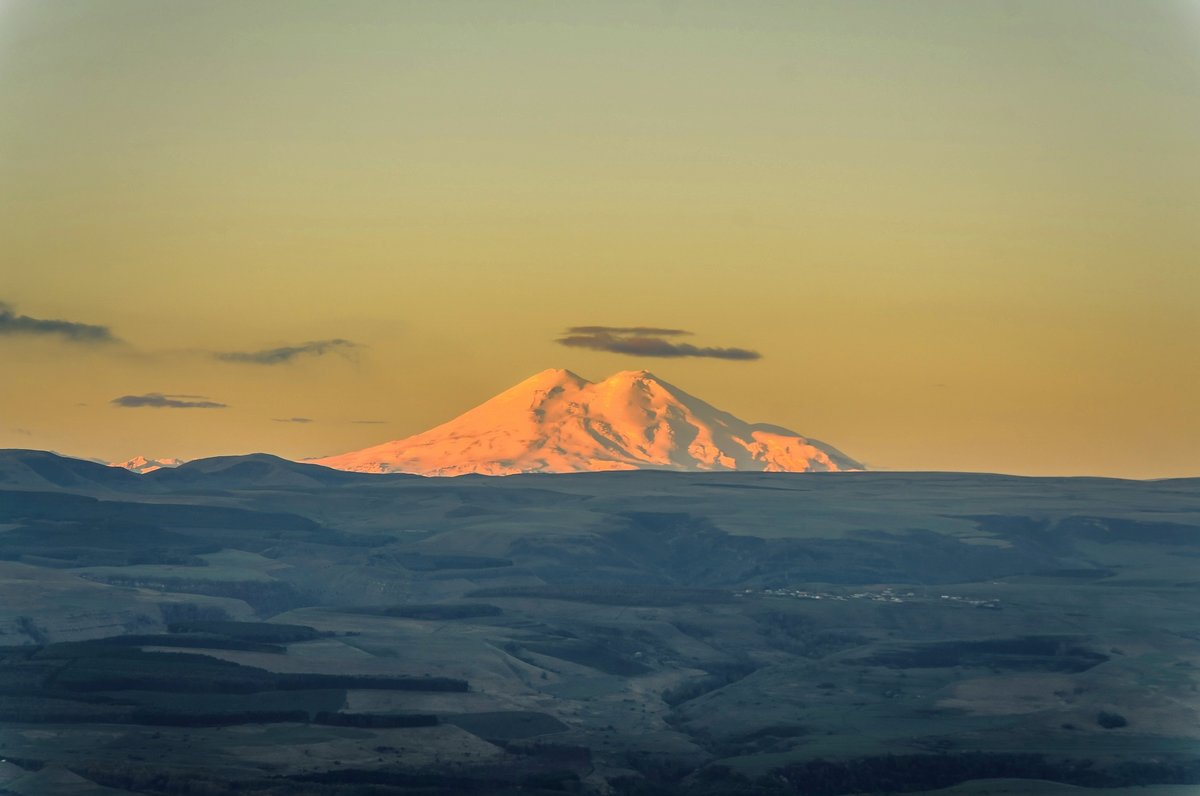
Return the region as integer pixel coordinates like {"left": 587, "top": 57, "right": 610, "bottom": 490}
{"left": 108, "top": 455, "right": 185, "bottom": 474}
{"left": 309, "top": 369, "right": 862, "bottom": 476}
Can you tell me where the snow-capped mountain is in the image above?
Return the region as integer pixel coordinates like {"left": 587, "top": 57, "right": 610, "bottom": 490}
{"left": 309, "top": 369, "right": 862, "bottom": 476}
{"left": 109, "top": 455, "right": 185, "bottom": 474}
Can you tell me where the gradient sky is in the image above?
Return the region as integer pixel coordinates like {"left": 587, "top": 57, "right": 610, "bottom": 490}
{"left": 2, "top": 0, "right": 1197, "bottom": 478}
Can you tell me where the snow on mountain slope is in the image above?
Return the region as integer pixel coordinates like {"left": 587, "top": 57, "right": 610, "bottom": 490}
{"left": 309, "top": 369, "right": 862, "bottom": 476}
{"left": 109, "top": 456, "right": 185, "bottom": 474}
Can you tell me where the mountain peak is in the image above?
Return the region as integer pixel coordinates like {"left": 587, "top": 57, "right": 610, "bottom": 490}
{"left": 109, "top": 455, "right": 185, "bottom": 474}
{"left": 604, "top": 369, "right": 662, "bottom": 383}
{"left": 309, "top": 369, "right": 862, "bottom": 476}
{"left": 521, "top": 367, "right": 590, "bottom": 388}
{"left": 603, "top": 369, "right": 687, "bottom": 391}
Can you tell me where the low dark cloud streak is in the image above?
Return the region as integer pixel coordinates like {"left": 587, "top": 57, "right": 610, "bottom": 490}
{"left": 111, "top": 393, "right": 227, "bottom": 409}
{"left": 565, "top": 325, "right": 690, "bottom": 337}
{"left": 557, "top": 328, "right": 761, "bottom": 361}
{"left": 215, "top": 339, "right": 358, "bottom": 365}
{"left": 0, "top": 301, "right": 117, "bottom": 344}
{"left": 274, "top": 417, "right": 314, "bottom": 423}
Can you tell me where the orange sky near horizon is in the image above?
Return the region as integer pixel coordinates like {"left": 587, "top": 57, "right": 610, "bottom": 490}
{"left": 1, "top": 1, "right": 1197, "bottom": 478}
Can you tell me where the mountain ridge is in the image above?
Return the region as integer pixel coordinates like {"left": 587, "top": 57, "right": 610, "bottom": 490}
{"left": 309, "top": 368, "right": 862, "bottom": 476}
{"left": 109, "top": 455, "right": 185, "bottom": 474}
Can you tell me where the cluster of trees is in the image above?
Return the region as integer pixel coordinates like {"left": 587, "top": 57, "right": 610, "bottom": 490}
{"left": 752, "top": 611, "right": 868, "bottom": 659}
{"left": 166, "top": 620, "right": 323, "bottom": 643}
{"left": 469, "top": 585, "right": 731, "bottom": 607}
{"left": 287, "top": 766, "right": 580, "bottom": 793}
{"left": 518, "top": 640, "right": 651, "bottom": 677}
{"left": 611, "top": 753, "right": 1200, "bottom": 795}
{"left": 1097, "top": 710, "right": 1129, "bottom": 728}
{"left": 0, "top": 694, "right": 135, "bottom": 724}
{"left": 856, "top": 636, "right": 1108, "bottom": 673}
{"left": 389, "top": 552, "right": 514, "bottom": 571}
{"left": 158, "top": 602, "right": 232, "bottom": 624}
{"left": 82, "top": 575, "right": 310, "bottom": 616}
{"left": 349, "top": 603, "right": 503, "bottom": 620}
{"left": 496, "top": 741, "right": 592, "bottom": 764}
{"left": 0, "top": 698, "right": 439, "bottom": 729}
{"left": 35, "top": 646, "right": 467, "bottom": 695}
{"left": 129, "top": 709, "right": 310, "bottom": 727}
{"left": 82, "top": 634, "right": 287, "bottom": 654}
{"left": 661, "top": 662, "right": 757, "bottom": 707}
{"left": 313, "top": 711, "right": 437, "bottom": 728}
{"left": 275, "top": 673, "right": 467, "bottom": 692}
{"left": 65, "top": 762, "right": 389, "bottom": 796}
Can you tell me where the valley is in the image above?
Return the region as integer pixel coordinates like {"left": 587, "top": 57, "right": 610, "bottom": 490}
{"left": 1, "top": 450, "right": 1199, "bottom": 794}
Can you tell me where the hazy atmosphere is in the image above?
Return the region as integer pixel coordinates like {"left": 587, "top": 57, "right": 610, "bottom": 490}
{"left": 4, "top": 7, "right": 1200, "bottom": 796}
{"left": 2, "top": 0, "right": 1198, "bottom": 478}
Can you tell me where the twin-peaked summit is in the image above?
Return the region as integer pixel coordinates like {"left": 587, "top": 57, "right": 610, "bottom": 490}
{"left": 310, "top": 368, "right": 863, "bottom": 476}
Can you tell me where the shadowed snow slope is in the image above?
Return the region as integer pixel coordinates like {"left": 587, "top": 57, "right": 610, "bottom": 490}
{"left": 309, "top": 369, "right": 863, "bottom": 476}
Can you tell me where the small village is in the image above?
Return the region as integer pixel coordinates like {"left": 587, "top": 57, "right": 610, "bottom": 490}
{"left": 744, "top": 586, "right": 1001, "bottom": 610}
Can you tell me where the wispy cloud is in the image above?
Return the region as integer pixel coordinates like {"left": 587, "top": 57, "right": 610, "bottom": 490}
{"left": 111, "top": 393, "right": 227, "bottom": 409}
{"left": 0, "top": 301, "right": 117, "bottom": 344}
{"left": 214, "top": 339, "right": 358, "bottom": 365}
{"left": 566, "top": 326, "right": 690, "bottom": 337}
{"left": 556, "top": 326, "right": 761, "bottom": 361}
{"left": 274, "top": 417, "right": 314, "bottom": 423}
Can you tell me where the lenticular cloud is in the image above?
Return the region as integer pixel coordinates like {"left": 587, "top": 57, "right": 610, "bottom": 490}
{"left": 555, "top": 326, "right": 760, "bottom": 360}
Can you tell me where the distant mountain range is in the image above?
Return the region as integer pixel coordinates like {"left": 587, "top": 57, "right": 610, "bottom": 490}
{"left": 109, "top": 455, "right": 185, "bottom": 474}
{"left": 310, "top": 368, "right": 862, "bottom": 476}
{"left": 5, "top": 370, "right": 860, "bottom": 480}
{"left": 0, "top": 449, "right": 376, "bottom": 493}
{"left": 0, "top": 449, "right": 1191, "bottom": 494}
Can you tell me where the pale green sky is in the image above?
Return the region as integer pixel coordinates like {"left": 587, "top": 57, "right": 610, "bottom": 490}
{"left": 1, "top": 0, "right": 1197, "bottom": 477}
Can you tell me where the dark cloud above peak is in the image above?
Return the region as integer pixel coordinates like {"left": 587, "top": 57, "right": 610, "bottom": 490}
{"left": 214, "top": 339, "right": 358, "bottom": 365}
{"left": 556, "top": 326, "right": 761, "bottom": 361}
{"left": 274, "top": 417, "right": 314, "bottom": 423}
{"left": 111, "top": 393, "right": 227, "bottom": 409}
{"left": 0, "top": 301, "right": 118, "bottom": 344}
{"left": 565, "top": 325, "right": 690, "bottom": 337}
